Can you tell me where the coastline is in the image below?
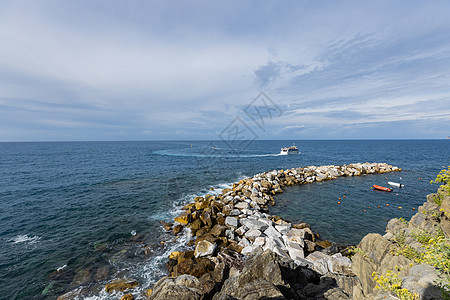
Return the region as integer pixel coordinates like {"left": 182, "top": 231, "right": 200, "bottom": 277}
{"left": 58, "top": 162, "right": 404, "bottom": 299}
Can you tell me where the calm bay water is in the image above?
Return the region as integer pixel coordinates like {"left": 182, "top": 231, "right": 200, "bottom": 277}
{"left": 0, "top": 140, "right": 448, "bottom": 299}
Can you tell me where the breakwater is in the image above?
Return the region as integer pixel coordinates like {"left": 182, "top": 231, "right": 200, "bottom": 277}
{"left": 72, "top": 162, "right": 401, "bottom": 299}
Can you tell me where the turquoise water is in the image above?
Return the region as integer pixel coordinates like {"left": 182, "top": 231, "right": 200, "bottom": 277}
{"left": 0, "top": 140, "right": 448, "bottom": 299}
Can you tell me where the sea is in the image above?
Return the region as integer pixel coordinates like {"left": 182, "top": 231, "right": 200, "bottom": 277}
{"left": 0, "top": 140, "right": 448, "bottom": 299}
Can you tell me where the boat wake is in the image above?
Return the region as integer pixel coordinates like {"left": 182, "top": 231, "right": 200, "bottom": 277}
{"left": 153, "top": 150, "right": 284, "bottom": 158}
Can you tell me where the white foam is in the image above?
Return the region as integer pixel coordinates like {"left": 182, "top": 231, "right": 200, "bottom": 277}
{"left": 10, "top": 234, "right": 41, "bottom": 244}
{"left": 154, "top": 149, "right": 284, "bottom": 158}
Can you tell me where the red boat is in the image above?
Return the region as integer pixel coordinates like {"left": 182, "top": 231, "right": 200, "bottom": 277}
{"left": 373, "top": 185, "right": 393, "bottom": 192}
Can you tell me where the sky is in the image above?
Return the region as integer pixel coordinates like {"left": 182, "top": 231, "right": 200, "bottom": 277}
{"left": 0, "top": 0, "right": 449, "bottom": 141}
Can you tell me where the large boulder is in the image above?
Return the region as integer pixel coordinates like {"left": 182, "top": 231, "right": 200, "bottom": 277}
{"left": 212, "top": 249, "right": 308, "bottom": 299}
{"left": 149, "top": 275, "right": 202, "bottom": 300}
{"left": 104, "top": 279, "right": 139, "bottom": 293}
{"left": 194, "top": 240, "right": 217, "bottom": 258}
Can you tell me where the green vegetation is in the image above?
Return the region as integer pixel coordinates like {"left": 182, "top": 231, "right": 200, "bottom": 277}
{"left": 431, "top": 166, "right": 450, "bottom": 196}
{"left": 348, "top": 245, "right": 372, "bottom": 262}
{"left": 391, "top": 225, "right": 449, "bottom": 297}
{"left": 372, "top": 268, "right": 420, "bottom": 300}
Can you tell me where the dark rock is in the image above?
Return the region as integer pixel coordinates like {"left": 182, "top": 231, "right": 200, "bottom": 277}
{"left": 149, "top": 275, "right": 202, "bottom": 300}
{"left": 120, "top": 294, "right": 134, "bottom": 300}
{"left": 173, "top": 224, "right": 183, "bottom": 235}
{"left": 175, "top": 212, "right": 191, "bottom": 226}
{"left": 172, "top": 258, "right": 215, "bottom": 278}
{"left": 213, "top": 250, "right": 308, "bottom": 299}
{"left": 71, "top": 268, "right": 91, "bottom": 286}
{"left": 209, "top": 225, "right": 227, "bottom": 237}
{"left": 104, "top": 279, "right": 139, "bottom": 293}
{"left": 93, "top": 266, "right": 110, "bottom": 281}
{"left": 315, "top": 240, "right": 333, "bottom": 249}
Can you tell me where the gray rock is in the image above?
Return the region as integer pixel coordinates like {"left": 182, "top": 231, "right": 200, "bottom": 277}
{"left": 306, "top": 251, "right": 331, "bottom": 275}
{"left": 149, "top": 275, "right": 201, "bottom": 300}
{"left": 229, "top": 209, "right": 241, "bottom": 216}
{"left": 286, "top": 241, "right": 304, "bottom": 260}
{"left": 253, "top": 236, "right": 266, "bottom": 247}
{"left": 283, "top": 234, "right": 305, "bottom": 248}
{"left": 402, "top": 264, "right": 442, "bottom": 300}
{"left": 275, "top": 224, "right": 292, "bottom": 235}
{"left": 240, "top": 219, "right": 269, "bottom": 232}
{"left": 234, "top": 202, "right": 250, "bottom": 210}
{"left": 259, "top": 218, "right": 274, "bottom": 227}
{"left": 264, "top": 225, "right": 282, "bottom": 239}
{"left": 212, "top": 249, "right": 308, "bottom": 300}
{"left": 327, "top": 253, "right": 354, "bottom": 276}
{"left": 224, "top": 216, "right": 238, "bottom": 228}
{"left": 244, "top": 229, "right": 262, "bottom": 241}
{"left": 238, "top": 237, "right": 251, "bottom": 248}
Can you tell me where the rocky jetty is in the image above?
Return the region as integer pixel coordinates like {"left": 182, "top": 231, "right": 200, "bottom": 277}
{"left": 144, "top": 162, "right": 400, "bottom": 300}
{"left": 58, "top": 162, "right": 404, "bottom": 299}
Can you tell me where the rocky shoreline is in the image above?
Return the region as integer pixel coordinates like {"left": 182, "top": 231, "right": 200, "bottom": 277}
{"left": 59, "top": 162, "right": 407, "bottom": 299}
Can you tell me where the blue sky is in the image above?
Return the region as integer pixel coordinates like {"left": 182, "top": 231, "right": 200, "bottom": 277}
{"left": 0, "top": 0, "right": 449, "bottom": 141}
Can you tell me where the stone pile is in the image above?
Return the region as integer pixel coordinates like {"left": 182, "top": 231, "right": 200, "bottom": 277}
{"left": 92, "top": 162, "right": 402, "bottom": 299}
{"left": 146, "top": 163, "right": 400, "bottom": 299}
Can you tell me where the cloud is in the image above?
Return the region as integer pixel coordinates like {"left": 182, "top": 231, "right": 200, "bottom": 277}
{"left": 0, "top": 1, "right": 449, "bottom": 140}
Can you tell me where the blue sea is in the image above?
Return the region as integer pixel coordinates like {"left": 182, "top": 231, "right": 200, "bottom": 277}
{"left": 0, "top": 140, "right": 448, "bottom": 299}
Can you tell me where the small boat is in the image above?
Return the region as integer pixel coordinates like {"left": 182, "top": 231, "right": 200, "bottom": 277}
{"left": 373, "top": 185, "right": 393, "bottom": 192}
{"left": 280, "top": 145, "right": 299, "bottom": 155}
{"left": 388, "top": 182, "right": 404, "bottom": 188}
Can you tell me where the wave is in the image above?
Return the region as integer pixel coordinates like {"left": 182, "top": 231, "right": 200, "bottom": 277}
{"left": 10, "top": 234, "right": 41, "bottom": 244}
{"left": 153, "top": 150, "right": 285, "bottom": 158}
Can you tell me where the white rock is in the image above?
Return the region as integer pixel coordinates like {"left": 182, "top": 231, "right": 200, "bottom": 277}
{"left": 235, "top": 226, "right": 247, "bottom": 236}
{"left": 259, "top": 218, "right": 273, "bottom": 227}
{"left": 264, "top": 236, "right": 285, "bottom": 251}
{"left": 241, "top": 208, "right": 253, "bottom": 215}
{"left": 225, "top": 216, "right": 238, "bottom": 228}
{"left": 194, "top": 240, "right": 217, "bottom": 258}
{"left": 286, "top": 241, "right": 304, "bottom": 260}
{"left": 229, "top": 209, "right": 241, "bottom": 216}
{"left": 238, "top": 237, "right": 251, "bottom": 248}
{"left": 241, "top": 246, "right": 254, "bottom": 255}
{"left": 224, "top": 196, "right": 234, "bottom": 202}
{"left": 275, "top": 224, "right": 291, "bottom": 235}
{"left": 264, "top": 225, "right": 282, "bottom": 239}
{"left": 328, "top": 253, "right": 354, "bottom": 276}
{"left": 272, "top": 246, "right": 290, "bottom": 259}
{"left": 253, "top": 211, "right": 264, "bottom": 218}
{"left": 240, "top": 219, "right": 269, "bottom": 231}
{"left": 254, "top": 236, "right": 266, "bottom": 247}
{"left": 245, "top": 229, "right": 262, "bottom": 241}
{"left": 305, "top": 252, "right": 331, "bottom": 275}
{"left": 284, "top": 234, "right": 305, "bottom": 248}
{"left": 249, "top": 201, "right": 260, "bottom": 209}
{"left": 243, "top": 198, "right": 251, "bottom": 203}
{"left": 235, "top": 202, "right": 250, "bottom": 210}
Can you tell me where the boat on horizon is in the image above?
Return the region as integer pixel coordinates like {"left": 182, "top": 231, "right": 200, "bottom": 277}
{"left": 280, "top": 144, "right": 299, "bottom": 155}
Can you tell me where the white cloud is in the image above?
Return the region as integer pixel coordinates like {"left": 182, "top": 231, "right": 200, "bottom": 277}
{"left": 0, "top": 1, "right": 449, "bottom": 140}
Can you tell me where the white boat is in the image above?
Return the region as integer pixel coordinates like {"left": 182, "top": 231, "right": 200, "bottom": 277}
{"left": 388, "top": 181, "right": 404, "bottom": 188}
{"left": 280, "top": 145, "right": 299, "bottom": 155}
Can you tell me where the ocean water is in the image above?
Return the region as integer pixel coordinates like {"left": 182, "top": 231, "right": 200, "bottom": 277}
{"left": 0, "top": 140, "right": 448, "bottom": 299}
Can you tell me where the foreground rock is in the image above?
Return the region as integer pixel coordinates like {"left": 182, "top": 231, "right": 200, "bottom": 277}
{"left": 352, "top": 183, "right": 450, "bottom": 299}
